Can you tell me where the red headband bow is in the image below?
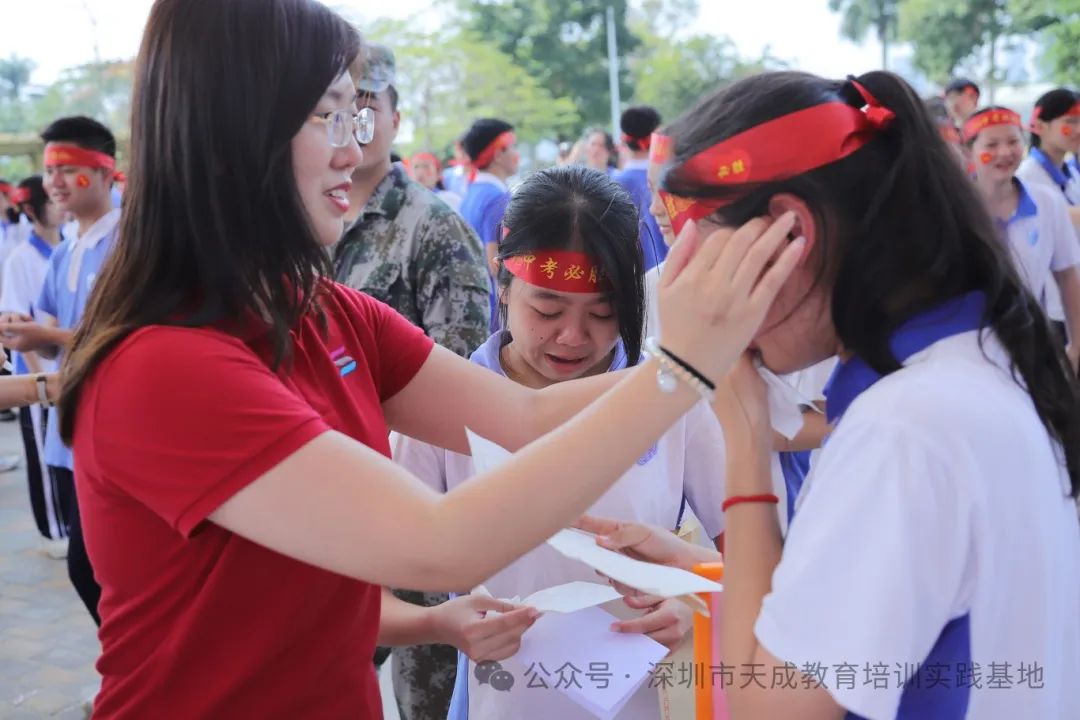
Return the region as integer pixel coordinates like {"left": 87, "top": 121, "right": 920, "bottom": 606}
{"left": 8, "top": 187, "right": 31, "bottom": 204}
{"left": 622, "top": 132, "right": 652, "bottom": 150}
{"left": 656, "top": 79, "right": 895, "bottom": 234}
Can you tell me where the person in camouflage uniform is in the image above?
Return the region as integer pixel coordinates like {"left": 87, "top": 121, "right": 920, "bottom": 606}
{"left": 333, "top": 44, "right": 488, "bottom": 720}
{"left": 335, "top": 44, "right": 490, "bottom": 359}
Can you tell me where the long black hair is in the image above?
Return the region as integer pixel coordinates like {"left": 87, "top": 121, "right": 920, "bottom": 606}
{"left": 496, "top": 165, "right": 645, "bottom": 364}
{"left": 59, "top": 0, "right": 362, "bottom": 443}
{"left": 664, "top": 70, "right": 1080, "bottom": 497}
{"left": 1030, "top": 87, "right": 1080, "bottom": 148}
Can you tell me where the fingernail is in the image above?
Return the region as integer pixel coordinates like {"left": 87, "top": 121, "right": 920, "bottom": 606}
{"left": 610, "top": 623, "right": 621, "bottom": 632}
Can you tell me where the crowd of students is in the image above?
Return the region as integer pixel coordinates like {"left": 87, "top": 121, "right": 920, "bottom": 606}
{"left": 0, "top": 1, "right": 1077, "bottom": 719}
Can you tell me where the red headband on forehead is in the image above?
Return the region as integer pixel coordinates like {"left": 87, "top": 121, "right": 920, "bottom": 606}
{"left": 469, "top": 131, "right": 515, "bottom": 181}
{"left": 8, "top": 187, "right": 31, "bottom": 204}
{"left": 656, "top": 80, "right": 895, "bottom": 234}
{"left": 961, "top": 109, "right": 1022, "bottom": 143}
{"left": 503, "top": 249, "right": 605, "bottom": 294}
{"left": 1029, "top": 101, "right": 1080, "bottom": 131}
{"left": 411, "top": 152, "right": 441, "bottom": 172}
{"left": 44, "top": 144, "right": 116, "bottom": 171}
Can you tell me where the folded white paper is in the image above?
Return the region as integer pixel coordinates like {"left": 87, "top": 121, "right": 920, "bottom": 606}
{"left": 475, "top": 581, "right": 623, "bottom": 615}
{"left": 546, "top": 528, "right": 723, "bottom": 599}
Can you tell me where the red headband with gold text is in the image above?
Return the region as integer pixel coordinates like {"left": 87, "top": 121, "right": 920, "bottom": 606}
{"left": 43, "top": 144, "right": 116, "bottom": 171}
{"left": 503, "top": 250, "right": 604, "bottom": 294}
{"left": 961, "top": 109, "right": 1022, "bottom": 143}
{"left": 656, "top": 80, "right": 895, "bottom": 234}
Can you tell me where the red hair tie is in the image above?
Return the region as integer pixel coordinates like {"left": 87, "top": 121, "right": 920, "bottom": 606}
{"left": 848, "top": 78, "right": 896, "bottom": 129}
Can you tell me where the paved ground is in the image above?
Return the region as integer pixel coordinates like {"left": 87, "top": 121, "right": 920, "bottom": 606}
{"left": 0, "top": 419, "right": 400, "bottom": 719}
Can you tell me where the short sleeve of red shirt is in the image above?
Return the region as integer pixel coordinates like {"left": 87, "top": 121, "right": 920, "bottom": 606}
{"left": 79, "top": 285, "right": 433, "bottom": 539}
{"left": 329, "top": 282, "right": 436, "bottom": 402}
{"left": 82, "top": 328, "right": 330, "bottom": 537}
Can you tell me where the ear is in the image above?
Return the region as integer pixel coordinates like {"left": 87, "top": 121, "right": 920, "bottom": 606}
{"left": 766, "top": 193, "right": 818, "bottom": 267}
{"left": 392, "top": 111, "right": 401, "bottom": 135}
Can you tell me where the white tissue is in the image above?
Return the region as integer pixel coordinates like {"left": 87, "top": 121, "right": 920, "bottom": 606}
{"left": 755, "top": 364, "right": 823, "bottom": 440}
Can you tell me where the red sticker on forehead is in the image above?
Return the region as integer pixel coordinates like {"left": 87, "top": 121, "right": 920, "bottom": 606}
{"left": 76, "top": 174, "right": 91, "bottom": 188}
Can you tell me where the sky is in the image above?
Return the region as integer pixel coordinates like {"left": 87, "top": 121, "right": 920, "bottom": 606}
{"left": 4, "top": 0, "right": 887, "bottom": 87}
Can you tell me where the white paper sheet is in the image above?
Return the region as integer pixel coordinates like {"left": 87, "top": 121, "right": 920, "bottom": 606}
{"left": 474, "top": 581, "right": 623, "bottom": 615}
{"left": 546, "top": 528, "right": 722, "bottom": 598}
{"left": 465, "top": 429, "right": 724, "bottom": 605}
{"left": 513, "top": 605, "right": 669, "bottom": 719}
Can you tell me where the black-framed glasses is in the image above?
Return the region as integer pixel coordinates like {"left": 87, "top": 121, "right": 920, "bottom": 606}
{"left": 311, "top": 107, "right": 375, "bottom": 147}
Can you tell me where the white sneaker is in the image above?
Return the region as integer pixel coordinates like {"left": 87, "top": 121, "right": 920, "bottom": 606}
{"left": 0, "top": 453, "right": 20, "bottom": 472}
{"left": 40, "top": 537, "right": 69, "bottom": 559}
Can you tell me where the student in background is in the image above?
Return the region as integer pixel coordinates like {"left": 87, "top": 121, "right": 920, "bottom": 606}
{"left": 0, "top": 115, "right": 122, "bottom": 626}
{"left": 1018, "top": 88, "right": 1080, "bottom": 215}
{"left": 614, "top": 105, "right": 668, "bottom": 272}
{"left": 965, "top": 105, "right": 1080, "bottom": 359}
{"left": 0, "top": 176, "right": 66, "bottom": 555}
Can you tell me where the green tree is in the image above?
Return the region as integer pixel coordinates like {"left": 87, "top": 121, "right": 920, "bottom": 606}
{"left": 366, "top": 19, "right": 580, "bottom": 156}
{"left": 899, "top": 0, "right": 1019, "bottom": 96}
{"left": 629, "top": 34, "right": 778, "bottom": 119}
{"left": 1010, "top": 0, "right": 1080, "bottom": 85}
{"left": 828, "top": 0, "right": 902, "bottom": 69}
{"left": 0, "top": 55, "right": 37, "bottom": 133}
{"left": 627, "top": 0, "right": 780, "bottom": 119}
{"left": 0, "top": 55, "right": 35, "bottom": 102}
{"left": 456, "top": 0, "right": 640, "bottom": 129}
{"left": 27, "top": 60, "right": 134, "bottom": 133}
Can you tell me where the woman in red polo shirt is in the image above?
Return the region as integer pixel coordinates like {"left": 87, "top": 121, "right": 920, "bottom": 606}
{"left": 56, "top": 1, "right": 803, "bottom": 717}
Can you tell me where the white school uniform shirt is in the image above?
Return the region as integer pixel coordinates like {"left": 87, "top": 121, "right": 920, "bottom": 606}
{"left": 0, "top": 233, "right": 59, "bottom": 374}
{"left": 995, "top": 177, "right": 1080, "bottom": 323}
{"left": 755, "top": 327, "right": 1079, "bottom": 719}
{"left": 1017, "top": 151, "right": 1080, "bottom": 207}
{"left": 1017, "top": 153, "right": 1080, "bottom": 322}
{"left": 392, "top": 331, "right": 726, "bottom": 720}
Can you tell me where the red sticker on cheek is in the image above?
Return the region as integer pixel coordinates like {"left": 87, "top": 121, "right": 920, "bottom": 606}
{"left": 979, "top": 152, "right": 994, "bottom": 165}
{"left": 1062, "top": 125, "right": 1074, "bottom": 137}
{"left": 76, "top": 174, "right": 91, "bottom": 188}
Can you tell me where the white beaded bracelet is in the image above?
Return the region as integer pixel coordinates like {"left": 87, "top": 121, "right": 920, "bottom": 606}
{"left": 643, "top": 337, "right": 716, "bottom": 402}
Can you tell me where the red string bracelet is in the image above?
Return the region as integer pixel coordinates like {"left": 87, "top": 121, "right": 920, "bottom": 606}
{"left": 722, "top": 494, "right": 779, "bottom": 512}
